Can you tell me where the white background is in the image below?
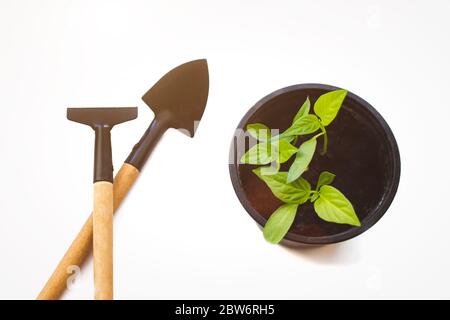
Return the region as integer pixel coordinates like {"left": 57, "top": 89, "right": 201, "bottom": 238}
{"left": 0, "top": 0, "right": 449, "bottom": 300}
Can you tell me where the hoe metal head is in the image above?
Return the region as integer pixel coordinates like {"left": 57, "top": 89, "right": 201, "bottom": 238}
{"left": 142, "top": 59, "right": 209, "bottom": 137}
{"left": 67, "top": 107, "right": 138, "bottom": 129}
{"left": 67, "top": 107, "right": 138, "bottom": 182}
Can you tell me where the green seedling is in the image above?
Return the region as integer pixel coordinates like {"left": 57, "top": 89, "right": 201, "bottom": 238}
{"left": 240, "top": 90, "right": 360, "bottom": 244}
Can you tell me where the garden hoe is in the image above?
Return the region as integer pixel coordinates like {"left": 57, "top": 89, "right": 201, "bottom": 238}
{"left": 37, "top": 59, "right": 209, "bottom": 299}
{"left": 67, "top": 107, "right": 138, "bottom": 300}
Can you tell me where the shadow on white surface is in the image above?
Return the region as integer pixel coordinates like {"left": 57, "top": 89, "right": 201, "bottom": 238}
{"left": 282, "top": 240, "right": 360, "bottom": 265}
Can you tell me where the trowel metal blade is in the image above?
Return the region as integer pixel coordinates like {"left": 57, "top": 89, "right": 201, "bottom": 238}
{"left": 142, "top": 59, "right": 209, "bottom": 137}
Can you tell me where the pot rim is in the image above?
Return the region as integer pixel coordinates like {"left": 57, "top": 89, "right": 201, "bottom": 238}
{"left": 229, "top": 83, "right": 401, "bottom": 245}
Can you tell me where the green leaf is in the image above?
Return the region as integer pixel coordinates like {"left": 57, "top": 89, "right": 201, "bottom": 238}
{"left": 314, "top": 185, "right": 360, "bottom": 226}
{"left": 260, "top": 161, "right": 280, "bottom": 175}
{"left": 281, "top": 136, "right": 295, "bottom": 143}
{"left": 241, "top": 139, "right": 297, "bottom": 166}
{"left": 263, "top": 204, "right": 298, "bottom": 244}
{"left": 253, "top": 169, "right": 310, "bottom": 204}
{"left": 281, "top": 114, "right": 320, "bottom": 137}
{"left": 247, "top": 123, "right": 271, "bottom": 141}
{"left": 273, "top": 139, "right": 298, "bottom": 163}
{"left": 291, "top": 176, "right": 311, "bottom": 196}
{"left": 270, "top": 135, "right": 294, "bottom": 143}
{"left": 310, "top": 193, "right": 319, "bottom": 202}
{"left": 316, "top": 171, "right": 336, "bottom": 190}
{"left": 240, "top": 142, "right": 272, "bottom": 165}
{"left": 313, "top": 89, "right": 347, "bottom": 126}
{"left": 293, "top": 97, "right": 310, "bottom": 123}
{"left": 287, "top": 138, "right": 317, "bottom": 183}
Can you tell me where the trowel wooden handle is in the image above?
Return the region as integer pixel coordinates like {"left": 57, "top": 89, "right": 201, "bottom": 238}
{"left": 37, "top": 163, "right": 140, "bottom": 300}
{"left": 93, "top": 181, "right": 113, "bottom": 300}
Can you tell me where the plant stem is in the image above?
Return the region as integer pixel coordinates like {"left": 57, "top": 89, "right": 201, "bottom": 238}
{"left": 319, "top": 123, "right": 328, "bottom": 155}
{"left": 308, "top": 190, "right": 320, "bottom": 202}
{"left": 312, "top": 131, "right": 325, "bottom": 140}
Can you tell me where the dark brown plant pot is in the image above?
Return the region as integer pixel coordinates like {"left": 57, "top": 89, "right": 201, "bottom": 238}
{"left": 229, "top": 84, "right": 401, "bottom": 245}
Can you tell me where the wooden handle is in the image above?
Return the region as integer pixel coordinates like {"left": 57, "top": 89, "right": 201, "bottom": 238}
{"left": 93, "top": 181, "right": 113, "bottom": 300}
{"left": 37, "top": 163, "right": 140, "bottom": 300}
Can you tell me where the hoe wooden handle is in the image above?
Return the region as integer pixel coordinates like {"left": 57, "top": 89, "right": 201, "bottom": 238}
{"left": 93, "top": 181, "right": 113, "bottom": 300}
{"left": 37, "top": 163, "right": 140, "bottom": 300}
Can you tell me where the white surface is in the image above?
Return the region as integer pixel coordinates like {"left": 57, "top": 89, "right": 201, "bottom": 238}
{"left": 0, "top": 0, "right": 449, "bottom": 300}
